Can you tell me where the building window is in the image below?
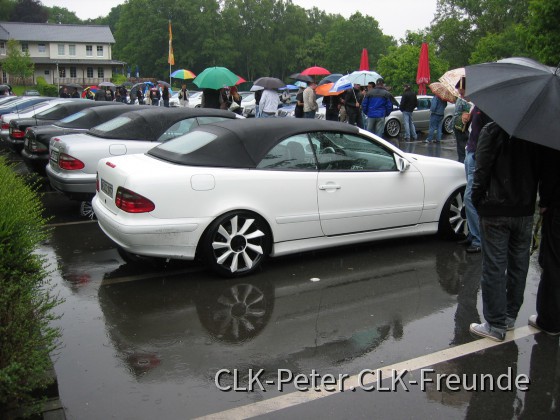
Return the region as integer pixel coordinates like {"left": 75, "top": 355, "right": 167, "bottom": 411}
{"left": 70, "top": 67, "right": 76, "bottom": 78}
{"left": 86, "top": 67, "right": 93, "bottom": 78}
{"left": 86, "top": 45, "right": 93, "bottom": 56}
{"left": 21, "top": 42, "right": 29, "bottom": 53}
{"left": 69, "top": 45, "right": 76, "bottom": 56}
{"left": 97, "top": 46, "right": 104, "bottom": 57}
{"left": 38, "top": 43, "right": 46, "bottom": 53}
{"left": 58, "top": 44, "right": 65, "bottom": 55}
{"left": 44, "top": 70, "right": 50, "bottom": 75}
{"left": 59, "top": 67, "right": 66, "bottom": 78}
{"left": 97, "top": 67, "right": 104, "bottom": 78}
{"left": 0, "top": 41, "right": 5, "bottom": 55}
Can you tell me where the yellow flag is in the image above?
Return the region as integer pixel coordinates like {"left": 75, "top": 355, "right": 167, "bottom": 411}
{"left": 168, "top": 20, "right": 175, "bottom": 65}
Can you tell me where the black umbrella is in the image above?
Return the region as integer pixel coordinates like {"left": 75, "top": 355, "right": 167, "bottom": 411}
{"left": 289, "top": 73, "right": 314, "bottom": 83}
{"left": 318, "top": 74, "right": 343, "bottom": 86}
{"left": 157, "top": 80, "right": 171, "bottom": 88}
{"left": 253, "top": 77, "right": 286, "bottom": 89}
{"left": 465, "top": 57, "right": 560, "bottom": 150}
{"left": 64, "top": 83, "right": 83, "bottom": 89}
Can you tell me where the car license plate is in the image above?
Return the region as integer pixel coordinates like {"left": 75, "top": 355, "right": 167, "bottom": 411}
{"left": 100, "top": 178, "right": 113, "bottom": 197}
{"left": 50, "top": 150, "right": 59, "bottom": 163}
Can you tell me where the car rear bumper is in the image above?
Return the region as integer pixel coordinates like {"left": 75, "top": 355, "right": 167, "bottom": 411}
{"left": 92, "top": 195, "right": 206, "bottom": 260}
{"left": 46, "top": 164, "right": 96, "bottom": 195}
{"left": 21, "top": 149, "right": 49, "bottom": 174}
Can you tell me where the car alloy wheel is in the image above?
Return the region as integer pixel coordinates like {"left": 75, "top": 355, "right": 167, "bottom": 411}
{"left": 438, "top": 187, "right": 468, "bottom": 239}
{"left": 203, "top": 211, "right": 271, "bottom": 277}
{"left": 385, "top": 119, "right": 401, "bottom": 137}
{"left": 443, "top": 115, "right": 454, "bottom": 134}
{"left": 79, "top": 200, "right": 96, "bottom": 219}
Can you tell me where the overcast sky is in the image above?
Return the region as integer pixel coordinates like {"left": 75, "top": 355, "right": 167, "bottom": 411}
{"left": 41, "top": 0, "right": 438, "bottom": 40}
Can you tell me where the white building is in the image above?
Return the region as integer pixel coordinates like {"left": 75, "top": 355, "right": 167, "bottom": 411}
{"left": 0, "top": 21, "right": 126, "bottom": 85}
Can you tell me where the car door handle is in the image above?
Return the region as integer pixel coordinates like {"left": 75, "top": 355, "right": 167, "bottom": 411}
{"left": 319, "top": 184, "right": 341, "bottom": 190}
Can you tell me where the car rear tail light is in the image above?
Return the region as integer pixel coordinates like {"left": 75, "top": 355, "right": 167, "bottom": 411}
{"left": 58, "top": 153, "right": 85, "bottom": 170}
{"left": 9, "top": 127, "right": 24, "bottom": 138}
{"left": 115, "top": 187, "right": 155, "bottom": 213}
{"left": 27, "top": 138, "right": 48, "bottom": 153}
{"left": 1, "top": 122, "right": 9, "bottom": 130}
{"left": 96, "top": 173, "right": 99, "bottom": 192}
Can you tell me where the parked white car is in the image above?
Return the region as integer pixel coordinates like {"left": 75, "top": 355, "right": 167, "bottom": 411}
{"left": 46, "top": 107, "right": 239, "bottom": 201}
{"left": 93, "top": 118, "right": 467, "bottom": 277}
{"left": 384, "top": 95, "right": 456, "bottom": 137}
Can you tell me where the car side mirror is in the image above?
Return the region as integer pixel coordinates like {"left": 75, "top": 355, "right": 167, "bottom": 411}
{"left": 395, "top": 155, "right": 410, "bottom": 172}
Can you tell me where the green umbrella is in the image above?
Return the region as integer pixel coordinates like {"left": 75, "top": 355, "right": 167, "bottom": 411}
{"left": 193, "top": 66, "right": 239, "bottom": 90}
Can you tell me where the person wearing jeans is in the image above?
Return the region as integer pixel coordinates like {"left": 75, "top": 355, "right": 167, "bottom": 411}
{"left": 425, "top": 95, "right": 447, "bottom": 143}
{"left": 470, "top": 122, "right": 542, "bottom": 342}
{"left": 400, "top": 84, "right": 418, "bottom": 141}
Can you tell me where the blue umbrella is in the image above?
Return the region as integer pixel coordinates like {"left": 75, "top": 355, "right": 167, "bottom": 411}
{"left": 279, "top": 84, "right": 298, "bottom": 90}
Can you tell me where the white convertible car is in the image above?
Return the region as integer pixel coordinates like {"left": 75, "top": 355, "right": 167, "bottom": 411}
{"left": 93, "top": 119, "right": 467, "bottom": 277}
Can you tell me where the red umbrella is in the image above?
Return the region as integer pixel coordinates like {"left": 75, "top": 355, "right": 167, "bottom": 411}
{"left": 359, "top": 48, "right": 369, "bottom": 71}
{"left": 416, "top": 42, "right": 430, "bottom": 95}
{"left": 301, "top": 66, "right": 331, "bottom": 76}
{"left": 235, "top": 75, "right": 246, "bottom": 85}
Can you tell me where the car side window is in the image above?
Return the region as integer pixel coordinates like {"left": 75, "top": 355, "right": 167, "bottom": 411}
{"left": 417, "top": 99, "right": 430, "bottom": 110}
{"left": 257, "top": 135, "right": 317, "bottom": 170}
{"left": 311, "top": 132, "right": 397, "bottom": 172}
{"left": 197, "top": 116, "right": 230, "bottom": 126}
{"left": 157, "top": 119, "right": 196, "bottom": 142}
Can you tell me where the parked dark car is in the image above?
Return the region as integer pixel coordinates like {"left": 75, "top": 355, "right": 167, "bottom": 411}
{"left": 22, "top": 104, "right": 131, "bottom": 175}
{"left": 6, "top": 99, "right": 117, "bottom": 152}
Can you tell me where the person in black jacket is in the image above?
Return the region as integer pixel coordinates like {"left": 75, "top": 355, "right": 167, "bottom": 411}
{"left": 399, "top": 84, "right": 418, "bottom": 140}
{"left": 531, "top": 147, "right": 560, "bottom": 335}
{"left": 469, "top": 122, "right": 542, "bottom": 342}
{"left": 344, "top": 84, "right": 363, "bottom": 127}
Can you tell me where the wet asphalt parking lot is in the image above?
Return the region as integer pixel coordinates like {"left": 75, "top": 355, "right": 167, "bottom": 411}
{"left": 3, "top": 131, "right": 559, "bottom": 419}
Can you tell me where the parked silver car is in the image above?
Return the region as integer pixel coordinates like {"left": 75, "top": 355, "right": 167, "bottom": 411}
{"left": 384, "top": 95, "right": 455, "bottom": 137}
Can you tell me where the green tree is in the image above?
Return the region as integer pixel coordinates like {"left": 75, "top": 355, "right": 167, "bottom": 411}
{"left": 469, "top": 24, "right": 529, "bottom": 63}
{"left": 377, "top": 41, "right": 448, "bottom": 96}
{"left": 46, "top": 6, "right": 81, "bottom": 24}
{"left": 2, "top": 39, "right": 34, "bottom": 86}
{"left": 0, "top": 0, "right": 16, "bottom": 21}
{"left": 10, "top": 0, "right": 48, "bottom": 22}
{"left": 323, "top": 12, "right": 395, "bottom": 74}
{"left": 526, "top": 0, "right": 560, "bottom": 65}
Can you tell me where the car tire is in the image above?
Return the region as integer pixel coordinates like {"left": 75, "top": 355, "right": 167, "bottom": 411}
{"left": 385, "top": 119, "right": 401, "bottom": 137}
{"left": 202, "top": 211, "right": 271, "bottom": 277}
{"left": 438, "top": 187, "right": 468, "bottom": 239}
{"left": 443, "top": 115, "right": 453, "bottom": 134}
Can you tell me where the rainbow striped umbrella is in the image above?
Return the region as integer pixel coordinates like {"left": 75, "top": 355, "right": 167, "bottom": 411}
{"left": 170, "top": 69, "right": 196, "bottom": 79}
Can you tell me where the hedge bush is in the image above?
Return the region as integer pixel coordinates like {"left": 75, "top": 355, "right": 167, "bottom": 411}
{"left": 0, "top": 155, "right": 62, "bottom": 417}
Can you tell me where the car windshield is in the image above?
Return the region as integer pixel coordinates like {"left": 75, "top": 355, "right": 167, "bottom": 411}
{"left": 60, "top": 110, "right": 87, "bottom": 124}
{"left": 152, "top": 131, "right": 217, "bottom": 155}
{"left": 92, "top": 116, "right": 132, "bottom": 132}
{"left": 241, "top": 93, "right": 254, "bottom": 103}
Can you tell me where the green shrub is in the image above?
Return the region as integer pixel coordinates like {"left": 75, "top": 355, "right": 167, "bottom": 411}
{"left": 0, "top": 155, "right": 62, "bottom": 416}
{"left": 38, "top": 83, "right": 58, "bottom": 98}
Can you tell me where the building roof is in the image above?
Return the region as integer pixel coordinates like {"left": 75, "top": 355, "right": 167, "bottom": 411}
{"left": 0, "top": 22, "right": 115, "bottom": 43}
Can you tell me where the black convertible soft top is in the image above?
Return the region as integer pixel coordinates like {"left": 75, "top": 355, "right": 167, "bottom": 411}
{"left": 35, "top": 99, "right": 116, "bottom": 121}
{"left": 149, "top": 118, "right": 361, "bottom": 168}
{"left": 88, "top": 107, "right": 237, "bottom": 141}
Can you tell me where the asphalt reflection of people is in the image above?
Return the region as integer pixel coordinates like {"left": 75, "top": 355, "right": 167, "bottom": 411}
{"left": 452, "top": 254, "right": 482, "bottom": 346}
{"left": 426, "top": 141, "right": 442, "bottom": 157}
{"left": 519, "top": 334, "right": 559, "bottom": 418}
{"left": 464, "top": 342, "right": 520, "bottom": 420}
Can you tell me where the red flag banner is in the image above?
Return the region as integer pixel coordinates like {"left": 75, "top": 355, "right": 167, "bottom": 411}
{"left": 168, "top": 20, "right": 175, "bottom": 66}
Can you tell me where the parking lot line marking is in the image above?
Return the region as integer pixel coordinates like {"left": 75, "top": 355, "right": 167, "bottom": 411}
{"left": 196, "top": 326, "right": 537, "bottom": 420}
{"left": 46, "top": 220, "right": 97, "bottom": 227}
